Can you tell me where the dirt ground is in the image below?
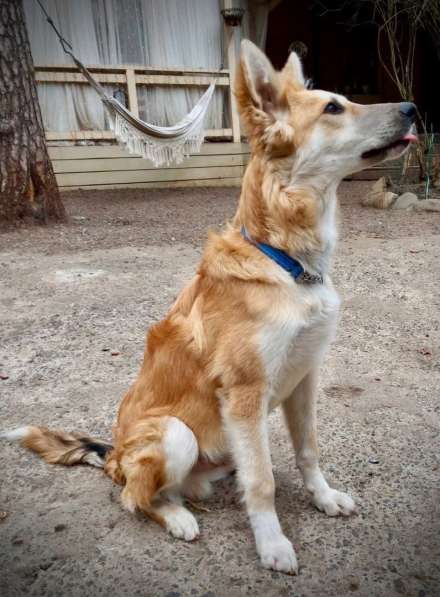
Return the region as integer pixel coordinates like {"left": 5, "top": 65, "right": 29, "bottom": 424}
{"left": 1, "top": 182, "right": 439, "bottom": 597}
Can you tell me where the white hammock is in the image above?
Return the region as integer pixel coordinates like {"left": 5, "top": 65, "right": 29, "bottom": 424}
{"left": 107, "top": 84, "right": 215, "bottom": 166}
{"left": 75, "top": 56, "right": 216, "bottom": 167}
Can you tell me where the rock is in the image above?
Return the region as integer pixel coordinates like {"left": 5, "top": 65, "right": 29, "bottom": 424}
{"left": 371, "top": 176, "right": 387, "bottom": 193}
{"left": 54, "top": 524, "right": 67, "bottom": 532}
{"left": 363, "top": 190, "right": 397, "bottom": 209}
{"left": 392, "top": 192, "right": 419, "bottom": 210}
{"left": 412, "top": 198, "right": 440, "bottom": 212}
{"left": 362, "top": 177, "right": 397, "bottom": 209}
{"left": 376, "top": 191, "right": 397, "bottom": 209}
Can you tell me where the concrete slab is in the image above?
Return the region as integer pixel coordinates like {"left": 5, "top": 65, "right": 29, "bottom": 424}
{"left": 1, "top": 184, "right": 439, "bottom": 596}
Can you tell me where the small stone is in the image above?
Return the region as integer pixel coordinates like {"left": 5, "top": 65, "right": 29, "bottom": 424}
{"left": 349, "top": 578, "right": 360, "bottom": 591}
{"left": 368, "top": 456, "right": 380, "bottom": 464}
{"left": 110, "top": 351, "right": 120, "bottom": 356}
{"left": 54, "top": 523, "right": 67, "bottom": 532}
{"left": 0, "top": 374, "right": 9, "bottom": 380}
{"left": 412, "top": 198, "right": 440, "bottom": 212}
{"left": 392, "top": 192, "right": 419, "bottom": 210}
{"left": 0, "top": 511, "right": 8, "bottom": 521}
{"left": 42, "top": 562, "right": 55, "bottom": 571}
{"left": 362, "top": 177, "right": 397, "bottom": 209}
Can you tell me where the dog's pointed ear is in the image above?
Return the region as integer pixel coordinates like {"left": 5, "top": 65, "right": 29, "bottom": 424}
{"left": 282, "top": 51, "right": 306, "bottom": 91}
{"left": 236, "top": 39, "right": 281, "bottom": 114}
{"left": 235, "top": 40, "right": 295, "bottom": 155}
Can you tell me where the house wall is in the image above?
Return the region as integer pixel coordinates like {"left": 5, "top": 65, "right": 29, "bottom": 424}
{"left": 49, "top": 142, "right": 249, "bottom": 190}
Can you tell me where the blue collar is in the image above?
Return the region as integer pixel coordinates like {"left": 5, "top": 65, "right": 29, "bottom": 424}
{"left": 241, "top": 226, "right": 323, "bottom": 284}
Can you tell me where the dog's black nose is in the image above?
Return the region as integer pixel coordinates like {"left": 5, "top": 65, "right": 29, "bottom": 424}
{"left": 399, "top": 102, "right": 417, "bottom": 122}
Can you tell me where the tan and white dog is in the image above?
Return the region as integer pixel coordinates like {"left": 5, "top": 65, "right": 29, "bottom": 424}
{"left": 3, "top": 41, "right": 417, "bottom": 575}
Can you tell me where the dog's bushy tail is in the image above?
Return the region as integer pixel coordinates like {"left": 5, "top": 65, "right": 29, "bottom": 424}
{"left": 1, "top": 426, "right": 112, "bottom": 468}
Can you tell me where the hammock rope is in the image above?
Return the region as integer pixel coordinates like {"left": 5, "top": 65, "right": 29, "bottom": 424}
{"left": 35, "top": 0, "right": 216, "bottom": 166}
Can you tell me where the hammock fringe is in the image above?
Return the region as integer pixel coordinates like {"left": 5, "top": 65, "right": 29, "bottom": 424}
{"left": 112, "top": 112, "right": 206, "bottom": 166}
{"left": 106, "top": 82, "right": 216, "bottom": 167}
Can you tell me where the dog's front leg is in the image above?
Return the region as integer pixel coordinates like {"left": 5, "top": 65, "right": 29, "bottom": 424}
{"left": 223, "top": 387, "right": 298, "bottom": 575}
{"left": 282, "top": 369, "right": 356, "bottom": 516}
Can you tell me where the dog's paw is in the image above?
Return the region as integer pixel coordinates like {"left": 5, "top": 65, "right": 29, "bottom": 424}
{"left": 164, "top": 507, "right": 200, "bottom": 541}
{"left": 258, "top": 534, "right": 298, "bottom": 575}
{"left": 312, "top": 488, "right": 356, "bottom": 517}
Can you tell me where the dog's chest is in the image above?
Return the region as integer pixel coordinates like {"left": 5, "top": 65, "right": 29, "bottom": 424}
{"left": 258, "top": 284, "right": 340, "bottom": 408}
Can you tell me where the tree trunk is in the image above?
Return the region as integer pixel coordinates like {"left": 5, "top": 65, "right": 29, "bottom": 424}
{"left": 0, "top": 0, "right": 65, "bottom": 225}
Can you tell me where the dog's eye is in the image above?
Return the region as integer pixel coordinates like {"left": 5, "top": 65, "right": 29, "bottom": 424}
{"left": 324, "top": 101, "right": 344, "bottom": 115}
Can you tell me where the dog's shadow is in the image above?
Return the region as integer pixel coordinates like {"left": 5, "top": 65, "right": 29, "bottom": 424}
{"left": 195, "top": 467, "right": 306, "bottom": 515}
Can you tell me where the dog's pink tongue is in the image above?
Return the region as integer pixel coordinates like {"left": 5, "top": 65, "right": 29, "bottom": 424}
{"left": 403, "top": 132, "right": 418, "bottom": 142}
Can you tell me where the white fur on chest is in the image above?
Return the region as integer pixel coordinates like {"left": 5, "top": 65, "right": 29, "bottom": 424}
{"left": 257, "top": 282, "right": 340, "bottom": 409}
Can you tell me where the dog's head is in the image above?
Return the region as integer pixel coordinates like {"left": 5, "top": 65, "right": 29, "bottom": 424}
{"left": 235, "top": 40, "right": 417, "bottom": 182}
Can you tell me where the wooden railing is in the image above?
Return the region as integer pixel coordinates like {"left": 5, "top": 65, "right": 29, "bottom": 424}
{"left": 34, "top": 63, "right": 239, "bottom": 143}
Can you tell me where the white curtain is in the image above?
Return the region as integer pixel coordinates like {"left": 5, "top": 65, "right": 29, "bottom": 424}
{"left": 239, "top": 0, "right": 270, "bottom": 50}
{"left": 23, "top": 0, "right": 268, "bottom": 133}
{"left": 138, "top": 0, "right": 224, "bottom": 130}
{"left": 24, "top": 0, "right": 109, "bottom": 131}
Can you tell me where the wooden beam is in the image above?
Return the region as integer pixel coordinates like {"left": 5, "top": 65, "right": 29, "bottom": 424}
{"left": 223, "top": 0, "right": 241, "bottom": 143}
{"left": 51, "top": 153, "right": 249, "bottom": 174}
{"left": 59, "top": 178, "right": 242, "bottom": 190}
{"left": 135, "top": 74, "right": 229, "bottom": 86}
{"left": 45, "top": 129, "right": 233, "bottom": 141}
{"left": 55, "top": 164, "right": 245, "bottom": 187}
{"left": 125, "top": 68, "right": 139, "bottom": 118}
{"left": 46, "top": 131, "right": 115, "bottom": 141}
{"left": 35, "top": 64, "right": 230, "bottom": 76}
{"left": 35, "top": 72, "right": 126, "bottom": 84}
{"left": 48, "top": 142, "right": 249, "bottom": 160}
{"left": 35, "top": 71, "right": 228, "bottom": 87}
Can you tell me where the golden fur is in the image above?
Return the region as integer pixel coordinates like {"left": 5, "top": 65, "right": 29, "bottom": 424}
{"left": 4, "top": 40, "right": 416, "bottom": 574}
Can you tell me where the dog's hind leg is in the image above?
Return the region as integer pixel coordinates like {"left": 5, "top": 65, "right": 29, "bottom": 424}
{"left": 282, "top": 368, "right": 356, "bottom": 516}
{"left": 182, "top": 459, "right": 235, "bottom": 501}
{"left": 119, "top": 416, "right": 200, "bottom": 540}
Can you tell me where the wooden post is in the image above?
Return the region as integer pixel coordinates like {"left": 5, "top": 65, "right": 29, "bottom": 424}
{"left": 223, "top": 0, "right": 241, "bottom": 143}
{"left": 125, "top": 68, "right": 139, "bottom": 118}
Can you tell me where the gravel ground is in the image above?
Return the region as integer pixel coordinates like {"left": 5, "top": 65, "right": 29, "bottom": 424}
{"left": 0, "top": 182, "right": 439, "bottom": 597}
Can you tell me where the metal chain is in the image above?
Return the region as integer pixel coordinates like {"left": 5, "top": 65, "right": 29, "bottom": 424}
{"left": 34, "top": 0, "right": 75, "bottom": 59}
